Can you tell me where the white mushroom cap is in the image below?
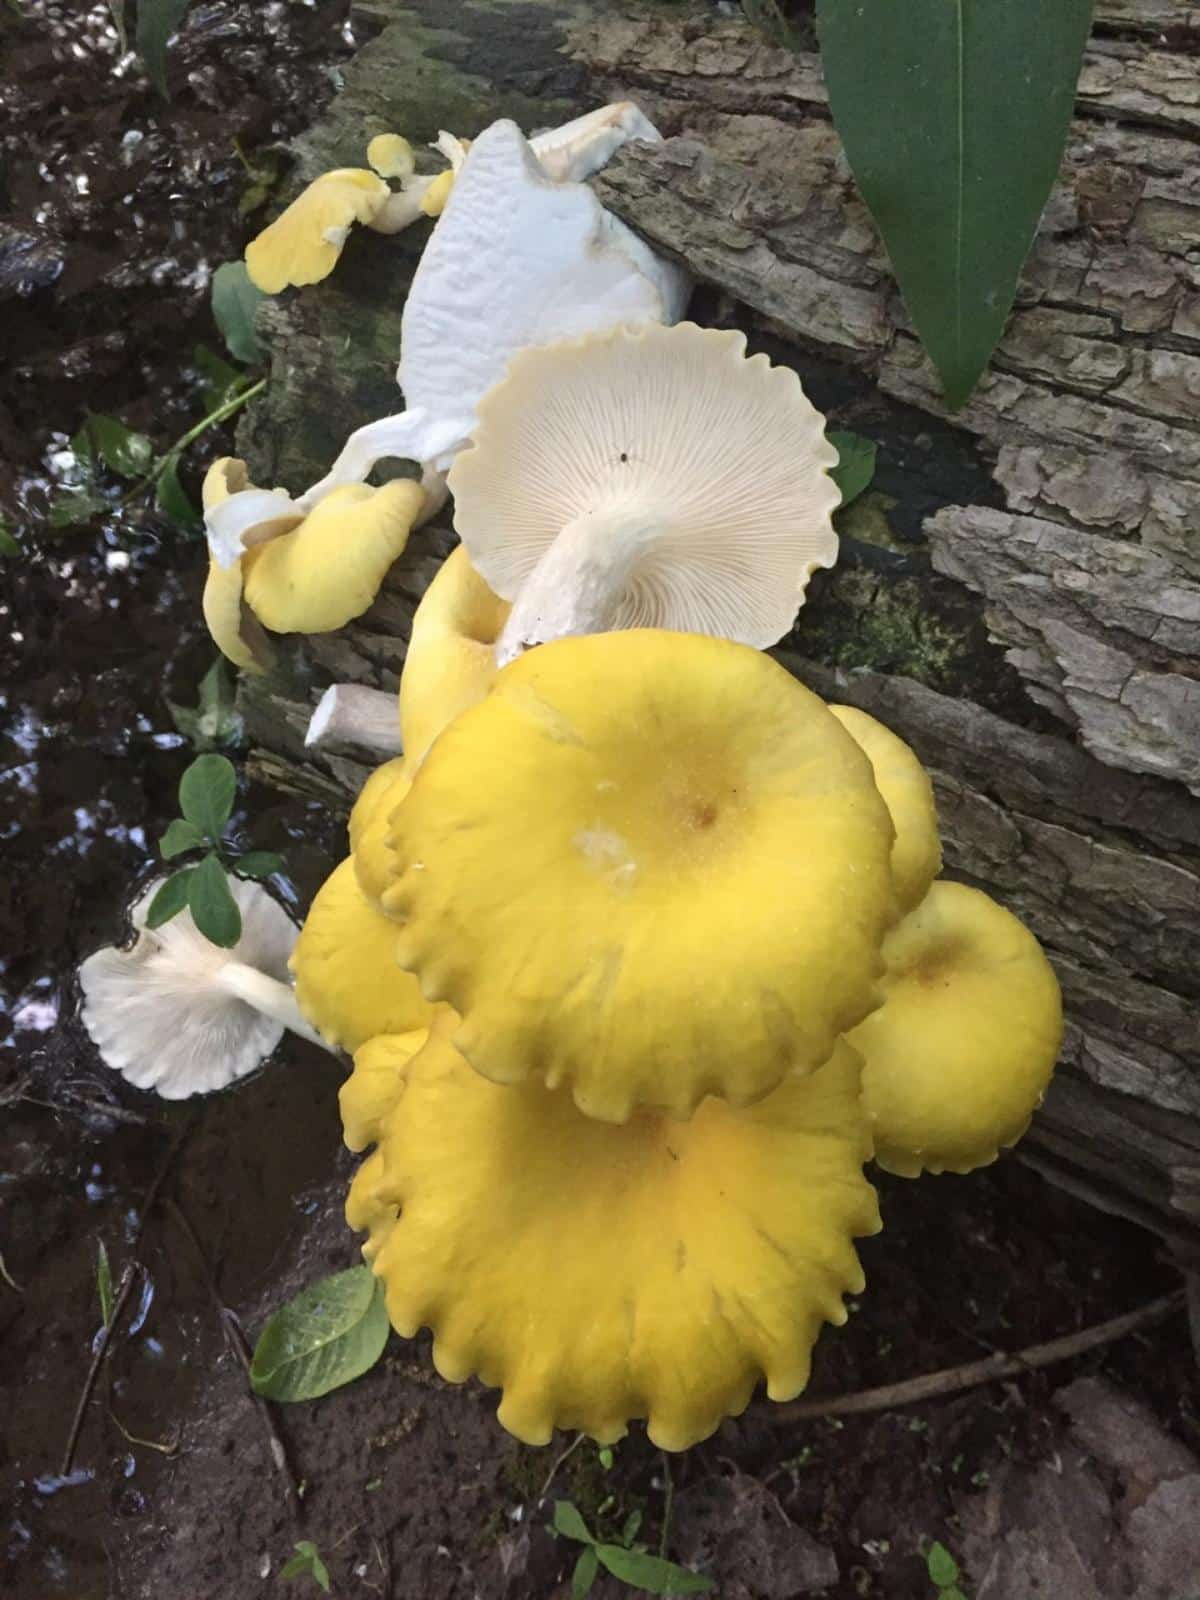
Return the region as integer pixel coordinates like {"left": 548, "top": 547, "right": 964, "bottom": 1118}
{"left": 448, "top": 321, "right": 841, "bottom": 663}
{"left": 78, "top": 875, "right": 321, "bottom": 1099}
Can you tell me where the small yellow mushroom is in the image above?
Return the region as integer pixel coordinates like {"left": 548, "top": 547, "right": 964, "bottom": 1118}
{"left": 846, "top": 880, "right": 1062, "bottom": 1177}
{"left": 291, "top": 857, "right": 434, "bottom": 1055}
{"left": 398, "top": 545, "right": 510, "bottom": 770}
{"left": 245, "top": 168, "right": 393, "bottom": 294}
{"left": 366, "top": 133, "right": 415, "bottom": 183}
{"left": 828, "top": 704, "right": 941, "bottom": 914}
{"left": 200, "top": 458, "right": 299, "bottom": 673}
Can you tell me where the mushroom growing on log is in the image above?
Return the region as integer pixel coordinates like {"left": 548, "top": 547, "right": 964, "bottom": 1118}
{"left": 232, "top": 0, "right": 1200, "bottom": 1253}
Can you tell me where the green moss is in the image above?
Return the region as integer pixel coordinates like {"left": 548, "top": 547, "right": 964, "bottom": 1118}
{"left": 793, "top": 568, "right": 964, "bottom": 686}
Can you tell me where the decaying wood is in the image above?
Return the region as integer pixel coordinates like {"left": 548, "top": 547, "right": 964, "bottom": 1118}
{"left": 237, "top": 0, "right": 1200, "bottom": 1245}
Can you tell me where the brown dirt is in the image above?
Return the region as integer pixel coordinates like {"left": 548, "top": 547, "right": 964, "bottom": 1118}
{"left": 2, "top": 5, "right": 1197, "bottom": 1600}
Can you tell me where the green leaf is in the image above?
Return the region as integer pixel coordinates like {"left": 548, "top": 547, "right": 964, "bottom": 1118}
{"left": 193, "top": 343, "right": 249, "bottom": 411}
{"left": 595, "top": 1544, "right": 713, "bottom": 1594}
{"left": 572, "top": 1545, "right": 600, "bottom": 1599}
{"left": 72, "top": 413, "right": 154, "bottom": 479}
{"left": 280, "top": 1541, "right": 331, "bottom": 1593}
{"left": 598, "top": 1445, "right": 614, "bottom": 1471}
{"left": 816, "top": 0, "right": 1092, "bottom": 409}
{"left": 144, "top": 868, "right": 195, "bottom": 929}
{"left": 155, "top": 453, "right": 201, "bottom": 530}
{"left": 211, "top": 261, "right": 265, "bottom": 365}
{"left": 165, "top": 656, "right": 243, "bottom": 752}
{"left": 234, "top": 850, "right": 285, "bottom": 881}
{"left": 250, "top": 1266, "right": 390, "bottom": 1402}
{"left": 96, "top": 1241, "right": 114, "bottom": 1330}
{"left": 136, "top": 0, "right": 192, "bottom": 97}
{"left": 828, "top": 430, "right": 878, "bottom": 511}
{"left": 621, "top": 1509, "right": 643, "bottom": 1548}
{"left": 927, "top": 1543, "right": 961, "bottom": 1588}
{"left": 48, "top": 486, "right": 109, "bottom": 529}
{"left": 186, "top": 854, "right": 242, "bottom": 949}
{"left": 159, "top": 818, "right": 205, "bottom": 859}
{"left": 553, "top": 1502, "right": 594, "bottom": 1546}
{"left": 178, "top": 753, "right": 237, "bottom": 837}
{"left": 0, "top": 521, "right": 19, "bottom": 558}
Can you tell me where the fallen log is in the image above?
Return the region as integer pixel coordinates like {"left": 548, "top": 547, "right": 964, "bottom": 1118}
{"left": 235, "top": 0, "right": 1200, "bottom": 1250}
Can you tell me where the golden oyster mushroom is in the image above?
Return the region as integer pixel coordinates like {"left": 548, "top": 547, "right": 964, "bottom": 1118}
{"left": 345, "top": 1011, "right": 880, "bottom": 1451}
{"left": 847, "top": 881, "right": 1062, "bottom": 1176}
{"left": 384, "top": 630, "right": 896, "bottom": 1122}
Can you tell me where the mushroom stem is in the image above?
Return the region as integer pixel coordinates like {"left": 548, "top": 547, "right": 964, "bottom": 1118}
{"left": 495, "top": 507, "right": 664, "bottom": 665}
{"left": 215, "top": 962, "right": 334, "bottom": 1053}
{"left": 306, "top": 684, "right": 404, "bottom": 758}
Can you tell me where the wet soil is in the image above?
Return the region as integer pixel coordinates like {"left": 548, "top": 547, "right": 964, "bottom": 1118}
{"left": 2, "top": 5, "right": 1198, "bottom": 1600}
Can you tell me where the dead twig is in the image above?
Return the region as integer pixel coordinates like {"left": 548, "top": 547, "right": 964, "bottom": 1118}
{"left": 775, "top": 1290, "right": 1186, "bottom": 1422}
{"left": 166, "top": 1198, "right": 301, "bottom": 1521}
{"left": 61, "top": 1262, "right": 142, "bottom": 1476}
{"left": 108, "top": 1408, "right": 182, "bottom": 1456}
{"left": 534, "top": 1431, "right": 585, "bottom": 1507}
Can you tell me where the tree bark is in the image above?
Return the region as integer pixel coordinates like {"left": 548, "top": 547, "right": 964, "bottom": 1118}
{"left": 236, "top": 0, "right": 1200, "bottom": 1249}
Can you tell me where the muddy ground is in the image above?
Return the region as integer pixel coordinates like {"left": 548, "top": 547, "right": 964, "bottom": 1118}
{"left": 2, "top": 4, "right": 1199, "bottom": 1599}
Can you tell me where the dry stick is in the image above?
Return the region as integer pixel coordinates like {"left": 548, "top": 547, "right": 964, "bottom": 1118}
{"left": 775, "top": 1290, "right": 1185, "bottom": 1423}
{"left": 166, "top": 1198, "right": 301, "bottom": 1520}
{"left": 535, "top": 1431, "right": 586, "bottom": 1507}
{"left": 60, "top": 1263, "right": 142, "bottom": 1477}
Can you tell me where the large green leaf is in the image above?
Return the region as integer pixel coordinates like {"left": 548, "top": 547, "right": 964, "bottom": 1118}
{"left": 594, "top": 1545, "right": 713, "bottom": 1595}
{"left": 816, "top": 0, "right": 1093, "bottom": 409}
{"left": 211, "top": 262, "right": 265, "bottom": 365}
{"left": 250, "top": 1267, "right": 390, "bottom": 1402}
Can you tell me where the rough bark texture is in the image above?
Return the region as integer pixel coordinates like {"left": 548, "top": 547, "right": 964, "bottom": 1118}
{"left": 236, "top": 0, "right": 1200, "bottom": 1249}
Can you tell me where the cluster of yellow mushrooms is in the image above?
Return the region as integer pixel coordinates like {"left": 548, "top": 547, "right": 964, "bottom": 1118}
{"left": 198, "top": 118, "right": 1063, "bottom": 1451}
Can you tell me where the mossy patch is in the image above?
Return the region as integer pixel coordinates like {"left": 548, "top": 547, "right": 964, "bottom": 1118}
{"left": 792, "top": 567, "right": 963, "bottom": 687}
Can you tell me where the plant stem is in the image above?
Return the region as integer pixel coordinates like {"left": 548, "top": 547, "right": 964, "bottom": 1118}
{"left": 658, "top": 1452, "right": 674, "bottom": 1559}
{"left": 117, "top": 377, "right": 267, "bottom": 512}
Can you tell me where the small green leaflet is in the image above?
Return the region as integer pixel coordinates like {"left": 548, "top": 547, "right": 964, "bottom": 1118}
{"left": 280, "top": 1541, "right": 331, "bottom": 1593}
{"left": 0, "top": 522, "right": 19, "bottom": 558}
{"left": 593, "top": 1546, "right": 713, "bottom": 1595}
{"left": 927, "top": 1542, "right": 961, "bottom": 1589}
{"left": 250, "top": 1266, "right": 390, "bottom": 1403}
{"left": 187, "top": 854, "right": 242, "bottom": 948}
{"left": 159, "top": 818, "right": 205, "bottom": 859}
{"left": 572, "top": 1546, "right": 599, "bottom": 1599}
{"left": 211, "top": 261, "right": 266, "bottom": 365}
{"left": 816, "top": 0, "right": 1092, "bottom": 409}
{"left": 828, "top": 430, "right": 877, "bottom": 511}
{"left": 136, "top": 0, "right": 193, "bottom": 97}
{"left": 234, "top": 851, "right": 285, "bottom": 881}
{"left": 155, "top": 452, "right": 201, "bottom": 530}
{"left": 178, "top": 753, "right": 237, "bottom": 838}
{"left": 166, "top": 656, "right": 243, "bottom": 752}
{"left": 71, "top": 413, "right": 154, "bottom": 479}
{"left": 48, "top": 486, "right": 109, "bottom": 529}
{"left": 96, "top": 1241, "right": 114, "bottom": 1330}
{"left": 554, "top": 1502, "right": 593, "bottom": 1544}
{"left": 145, "top": 868, "right": 195, "bottom": 929}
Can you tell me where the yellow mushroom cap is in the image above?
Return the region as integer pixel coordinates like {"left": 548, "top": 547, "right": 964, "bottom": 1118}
{"left": 384, "top": 630, "right": 896, "bottom": 1122}
{"left": 349, "top": 1012, "right": 879, "bottom": 1450}
{"left": 828, "top": 705, "right": 941, "bottom": 915}
{"left": 290, "top": 857, "right": 434, "bottom": 1054}
{"left": 846, "top": 881, "right": 1063, "bottom": 1177}
{"left": 242, "top": 480, "right": 425, "bottom": 635}
{"left": 200, "top": 458, "right": 298, "bottom": 672}
{"left": 366, "top": 133, "right": 415, "bottom": 182}
{"left": 340, "top": 1028, "right": 428, "bottom": 1153}
{"left": 244, "top": 168, "right": 391, "bottom": 294}
{"left": 419, "top": 168, "right": 456, "bottom": 217}
{"left": 398, "top": 545, "right": 510, "bottom": 769}
{"left": 348, "top": 757, "right": 411, "bottom": 906}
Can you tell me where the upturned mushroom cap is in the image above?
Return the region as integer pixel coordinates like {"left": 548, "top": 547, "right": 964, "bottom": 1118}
{"left": 383, "top": 630, "right": 896, "bottom": 1122}
{"left": 366, "top": 133, "right": 415, "bottom": 182}
{"left": 345, "top": 1012, "right": 879, "bottom": 1450}
{"left": 348, "top": 757, "right": 411, "bottom": 906}
{"left": 846, "top": 881, "right": 1063, "bottom": 1177}
{"left": 79, "top": 875, "right": 300, "bottom": 1099}
{"left": 447, "top": 322, "right": 840, "bottom": 663}
{"left": 398, "top": 546, "right": 510, "bottom": 770}
{"left": 291, "top": 857, "right": 434, "bottom": 1055}
{"left": 828, "top": 705, "right": 941, "bottom": 915}
{"left": 245, "top": 168, "right": 391, "bottom": 294}
{"left": 241, "top": 480, "right": 425, "bottom": 635}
